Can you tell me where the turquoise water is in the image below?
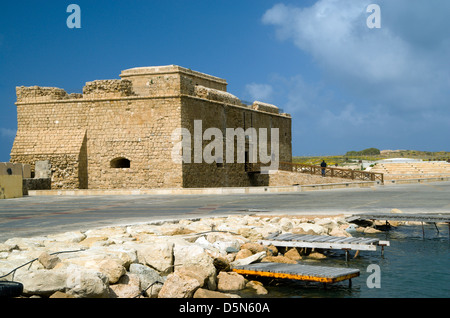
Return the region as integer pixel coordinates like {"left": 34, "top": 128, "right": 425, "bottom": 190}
{"left": 241, "top": 224, "right": 450, "bottom": 298}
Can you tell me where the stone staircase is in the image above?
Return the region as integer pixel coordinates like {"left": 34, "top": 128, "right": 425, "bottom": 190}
{"left": 370, "top": 161, "right": 450, "bottom": 179}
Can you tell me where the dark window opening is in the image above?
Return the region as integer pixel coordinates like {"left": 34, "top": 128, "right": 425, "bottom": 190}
{"left": 110, "top": 157, "right": 131, "bottom": 169}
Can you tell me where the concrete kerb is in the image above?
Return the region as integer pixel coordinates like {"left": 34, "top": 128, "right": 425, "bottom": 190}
{"left": 26, "top": 181, "right": 377, "bottom": 196}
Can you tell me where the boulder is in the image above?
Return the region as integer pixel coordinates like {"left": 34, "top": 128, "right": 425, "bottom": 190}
{"left": 46, "top": 231, "right": 86, "bottom": 243}
{"left": 173, "top": 244, "right": 217, "bottom": 290}
{"left": 193, "top": 288, "right": 240, "bottom": 298}
{"left": 65, "top": 267, "right": 110, "bottom": 298}
{"left": 38, "top": 252, "right": 61, "bottom": 269}
{"left": 284, "top": 248, "right": 302, "bottom": 261}
{"left": 246, "top": 280, "right": 268, "bottom": 295}
{"left": 261, "top": 255, "right": 297, "bottom": 264}
{"left": 296, "top": 223, "right": 326, "bottom": 235}
{"left": 235, "top": 248, "right": 253, "bottom": 260}
{"left": 135, "top": 242, "right": 174, "bottom": 275}
{"left": 129, "top": 263, "right": 164, "bottom": 298}
{"left": 109, "top": 273, "right": 141, "bottom": 298}
{"left": 14, "top": 269, "right": 68, "bottom": 296}
{"left": 240, "top": 242, "right": 266, "bottom": 254}
{"left": 230, "top": 251, "right": 266, "bottom": 267}
{"left": 158, "top": 271, "right": 201, "bottom": 298}
{"left": 217, "top": 272, "right": 246, "bottom": 292}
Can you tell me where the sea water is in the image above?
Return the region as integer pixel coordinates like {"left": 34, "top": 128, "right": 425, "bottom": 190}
{"left": 239, "top": 223, "right": 450, "bottom": 298}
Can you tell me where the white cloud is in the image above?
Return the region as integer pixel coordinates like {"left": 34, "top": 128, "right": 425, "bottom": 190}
{"left": 260, "top": 0, "right": 450, "bottom": 153}
{"left": 244, "top": 83, "right": 274, "bottom": 102}
{"left": 262, "top": 0, "right": 450, "bottom": 114}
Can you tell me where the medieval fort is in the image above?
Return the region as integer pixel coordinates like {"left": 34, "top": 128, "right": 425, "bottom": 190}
{"left": 10, "top": 65, "right": 292, "bottom": 190}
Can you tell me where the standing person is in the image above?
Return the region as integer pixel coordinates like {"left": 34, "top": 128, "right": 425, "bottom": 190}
{"left": 320, "top": 160, "right": 327, "bottom": 177}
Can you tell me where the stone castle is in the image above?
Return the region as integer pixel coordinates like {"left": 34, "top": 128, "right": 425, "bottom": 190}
{"left": 10, "top": 65, "right": 292, "bottom": 190}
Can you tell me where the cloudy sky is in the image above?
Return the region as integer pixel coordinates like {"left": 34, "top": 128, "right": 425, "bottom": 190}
{"left": 0, "top": 0, "right": 449, "bottom": 161}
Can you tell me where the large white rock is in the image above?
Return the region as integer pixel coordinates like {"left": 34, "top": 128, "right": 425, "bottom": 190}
{"left": 14, "top": 269, "right": 68, "bottom": 296}
{"left": 135, "top": 242, "right": 174, "bottom": 275}
{"left": 297, "top": 223, "right": 326, "bottom": 235}
{"left": 158, "top": 271, "right": 201, "bottom": 298}
{"left": 129, "top": 263, "right": 165, "bottom": 298}
{"left": 174, "top": 244, "right": 217, "bottom": 290}
{"left": 65, "top": 266, "right": 110, "bottom": 298}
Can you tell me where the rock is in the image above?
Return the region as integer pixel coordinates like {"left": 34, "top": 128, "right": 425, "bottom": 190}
{"left": 49, "top": 291, "right": 76, "bottom": 298}
{"left": 237, "top": 227, "right": 263, "bottom": 241}
{"left": 193, "top": 288, "right": 240, "bottom": 298}
{"left": 240, "top": 242, "right": 266, "bottom": 254}
{"left": 307, "top": 252, "right": 326, "bottom": 260}
{"left": 109, "top": 273, "right": 141, "bottom": 298}
{"left": 279, "top": 218, "right": 293, "bottom": 231}
{"left": 213, "top": 256, "right": 231, "bottom": 273}
{"left": 246, "top": 280, "right": 268, "bottom": 295}
{"left": 38, "top": 252, "right": 61, "bottom": 269}
{"left": 79, "top": 236, "right": 109, "bottom": 248}
{"left": 345, "top": 224, "right": 358, "bottom": 233}
{"left": 297, "top": 223, "right": 326, "bottom": 235}
{"left": 129, "top": 263, "right": 164, "bottom": 298}
{"left": 46, "top": 231, "right": 86, "bottom": 243}
{"left": 84, "top": 227, "right": 127, "bottom": 238}
{"left": 284, "top": 248, "right": 302, "bottom": 261}
{"left": 231, "top": 251, "right": 266, "bottom": 267}
{"left": 65, "top": 267, "right": 110, "bottom": 298}
{"left": 135, "top": 242, "right": 174, "bottom": 275}
{"left": 63, "top": 255, "right": 126, "bottom": 284}
{"left": 217, "top": 272, "right": 246, "bottom": 292}
{"left": 391, "top": 208, "right": 403, "bottom": 214}
{"left": 261, "top": 255, "right": 297, "bottom": 264}
{"left": 174, "top": 244, "right": 217, "bottom": 290}
{"left": 235, "top": 248, "right": 253, "bottom": 260}
{"left": 0, "top": 243, "right": 17, "bottom": 253}
{"left": 14, "top": 269, "right": 68, "bottom": 296}
{"left": 330, "top": 227, "right": 351, "bottom": 237}
{"left": 158, "top": 271, "right": 201, "bottom": 298}
{"left": 364, "top": 227, "right": 382, "bottom": 234}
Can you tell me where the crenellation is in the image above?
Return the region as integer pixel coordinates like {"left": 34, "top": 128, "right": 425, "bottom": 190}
{"left": 16, "top": 86, "right": 69, "bottom": 102}
{"left": 83, "top": 79, "right": 135, "bottom": 98}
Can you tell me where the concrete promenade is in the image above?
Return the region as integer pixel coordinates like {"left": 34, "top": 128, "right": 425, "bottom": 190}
{"left": 1, "top": 181, "right": 450, "bottom": 242}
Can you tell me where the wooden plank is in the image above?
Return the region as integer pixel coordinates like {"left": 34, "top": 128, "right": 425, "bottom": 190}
{"left": 259, "top": 239, "right": 378, "bottom": 251}
{"left": 232, "top": 262, "right": 360, "bottom": 284}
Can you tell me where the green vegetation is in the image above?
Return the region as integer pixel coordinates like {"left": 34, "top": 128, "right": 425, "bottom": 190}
{"left": 293, "top": 149, "right": 450, "bottom": 168}
{"left": 345, "top": 148, "right": 380, "bottom": 156}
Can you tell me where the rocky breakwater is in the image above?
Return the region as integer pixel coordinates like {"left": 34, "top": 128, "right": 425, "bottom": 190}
{"left": 0, "top": 214, "right": 371, "bottom": 298}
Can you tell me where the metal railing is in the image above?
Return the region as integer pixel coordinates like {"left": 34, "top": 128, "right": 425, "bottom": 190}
{"left": 246, "top": 162, "right": 384, "bottom": 184}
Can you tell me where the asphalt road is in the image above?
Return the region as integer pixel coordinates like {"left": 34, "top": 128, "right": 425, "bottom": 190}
{"left": 1, "top": 182, "right": 450, "bottom": 242}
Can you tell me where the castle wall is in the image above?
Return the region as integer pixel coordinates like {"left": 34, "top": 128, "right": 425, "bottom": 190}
{"left": 11, "top": 65, "right": 292, "bottom": 190}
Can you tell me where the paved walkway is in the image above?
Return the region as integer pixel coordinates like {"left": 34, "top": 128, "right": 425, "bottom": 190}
{"left": 1, "top": 181, "right": 450, "bottom": 242}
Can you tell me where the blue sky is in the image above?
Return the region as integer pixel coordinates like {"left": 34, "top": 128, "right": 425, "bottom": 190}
{"left": 1, "top": 0, "right": 449, "bottom": 161}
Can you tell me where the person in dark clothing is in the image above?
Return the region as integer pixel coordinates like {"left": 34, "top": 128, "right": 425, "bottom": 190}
{"left": 320, "top": 160, "right": 327, "bottom": 177}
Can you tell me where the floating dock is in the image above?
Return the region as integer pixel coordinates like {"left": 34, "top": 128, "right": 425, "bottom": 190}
{"left": 347, "top": 212, "right": 450, "bottom": 223}
{"left": 347, "top": 212, "right": 450, "bottom": 238}
{"left": 232, "top": 262, "right": 360, "bottom": 287}
{"left": 259, "top": 233, "right": 389, "bottom": 260}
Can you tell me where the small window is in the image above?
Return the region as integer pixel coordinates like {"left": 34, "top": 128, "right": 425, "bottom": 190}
{"left": 110, "top": 157, "right": 131, "bottom": 168}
